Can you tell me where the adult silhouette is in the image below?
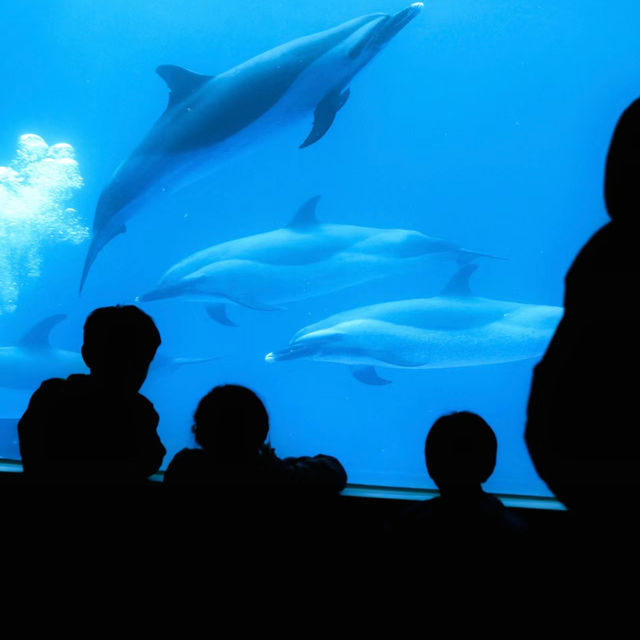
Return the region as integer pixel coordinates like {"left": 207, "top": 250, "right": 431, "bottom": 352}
{"left": 525, "top": 98, "right": 639, "bottom": 519}
{"left": 18, "top": 305, "right": 166, "bottom": 483}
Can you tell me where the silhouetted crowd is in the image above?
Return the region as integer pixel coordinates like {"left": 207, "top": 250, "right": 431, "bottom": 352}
{"left": 8, "top": 98, "right": 640, "bottom": 567}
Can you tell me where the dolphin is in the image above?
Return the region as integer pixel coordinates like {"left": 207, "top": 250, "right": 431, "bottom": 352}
{"left": 139, "top": 196, "right": 498, "bottom": 326}
{"left": 0, "top": 314, "right": 218, "bottom": 391}
{"left": 265, "top": 264, "right": 564, "bottom": 384}
{"left": 79, "top": 3, "right": 424, "bottom": 292}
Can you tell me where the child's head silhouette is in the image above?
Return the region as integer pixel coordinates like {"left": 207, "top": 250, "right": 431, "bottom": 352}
{"left": 425, "top": 411, "right": 497, "bottom": 493}
{"left": 81, "top": 305, "right": 161, "bottom": 391}
{"left": 192, "top": 385, "right": 269, "bottom": 461}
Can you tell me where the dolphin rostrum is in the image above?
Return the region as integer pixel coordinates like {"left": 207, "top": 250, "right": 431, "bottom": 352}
{"left": 265, "top": 264, "right": 564, "bottom": 384}
{"left": 139, "top": 196, "right": 497, "bottom": 326}
{"left": 80, "top": 3, "right": 424, "bottom": 292}
{"left": 0, "top": 315, "right": 218, "bottom": 391}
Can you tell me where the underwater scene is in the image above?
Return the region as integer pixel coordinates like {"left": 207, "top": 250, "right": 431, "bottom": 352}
{"left": 1, "top": 0, "right": 637, "bottom": 496}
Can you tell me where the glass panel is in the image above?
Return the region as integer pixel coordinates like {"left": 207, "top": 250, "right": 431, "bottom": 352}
{"left": 1, "top": 1, "right": 632, "bottom": 496}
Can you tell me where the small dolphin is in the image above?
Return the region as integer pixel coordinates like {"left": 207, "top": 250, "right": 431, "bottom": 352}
{"left": 0, "top": 315, "right": 218, "bottom": 391}
{"left": 79, "top": 3, "right": 424, "bottom": 292}
{"left": 265, "top": 265, "right": 564, "bottom": 384}
{"left": 139, "top": 196, "right": 496, "bottom": 326}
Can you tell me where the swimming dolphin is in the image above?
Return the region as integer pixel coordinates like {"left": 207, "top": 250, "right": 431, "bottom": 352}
{"left": 265, "top": 265, "right": 564, "bottom": 384}
{"left": 0, "top": 314, "right": 218, "bottom": 391}
{"left": 139, "top": 196, "right": 497, "bottom": 326}
{"left": 79, "top": 3, "right": 424, "bottom": 292}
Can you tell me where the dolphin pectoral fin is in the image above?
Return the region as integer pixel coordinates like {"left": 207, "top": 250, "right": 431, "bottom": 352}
{"left": 207, "top": 295, "right": 285, "bottom": 320}
{"left": 350, "top": 365, "right": 391, "bottom": 386}
{"left": 205, "top": 304, "right": 238, "bottom": 327}
{"left": 299, "top": 88, "right": 351, "bottom": 149}
{"left": 157, "top": 65, "right": 212, "bottom": 110}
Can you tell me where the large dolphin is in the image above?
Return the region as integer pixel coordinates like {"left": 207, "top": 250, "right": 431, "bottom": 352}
{"left": 80, "top": 3, "right": 424, "bottom": 292}
{"left": 139, "top": 196, "right": 497, "bottom": 326}
{"left": 0, "top": 315, "right": 218, "bottom": 391}
{"left": 265, "top": 265, "right": 564, "bottom": 384}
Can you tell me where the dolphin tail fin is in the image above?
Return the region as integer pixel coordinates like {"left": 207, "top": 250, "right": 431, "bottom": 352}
{"left": 79, "top": 237, "right": 99, "bottom": 294}
{"left": 300, "top": 88, "right": 350, "bottom": 149}
{"left": 157, "top": 354, "right": 222, "bottom": 373}
{"left": 350, "top": 365, "right": 391, "bottom": 386}
{"left": 79, "top": 225, "right": 126, "bottom": 294}
{"left": 169, "top": 355, "right": 222, "bottom": 367}
{"left": 18, "top": 314, "right": 67, "bottom": 350}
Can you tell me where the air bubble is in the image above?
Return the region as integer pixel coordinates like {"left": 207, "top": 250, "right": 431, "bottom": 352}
{"left": 0, "top": 133, "right": 87, "bottom": 314}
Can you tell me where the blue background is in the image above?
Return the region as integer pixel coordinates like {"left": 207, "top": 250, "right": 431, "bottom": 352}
{"left": 1, "top": 1, "right": 636, "bottom": 495}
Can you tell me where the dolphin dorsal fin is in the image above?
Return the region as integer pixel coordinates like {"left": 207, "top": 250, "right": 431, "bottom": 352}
{"left": 441, "top": 264, "right": 478, "bottom": 297}
{"left": 18, "top": 314, "right": 67, "bottom": 350}
{"left": 287, "top": 196, "right": 322, "bottom": 229}
{"left": 157, "top": 65, "right": 212, "bottom": 109}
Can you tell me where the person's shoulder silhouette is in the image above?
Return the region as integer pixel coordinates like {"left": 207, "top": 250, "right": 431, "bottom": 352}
{"left": 164, "top": 384, "right": 347, "bottom": 493}
{"left": 525, "top": 97, "right": 640, "bottom": 519}
{"left": 18, "top": 304, "right": 166, "bottom": 483}
{"left": 163, "top": 385, "right": 347, "bottom": 548}
{"left": 393, "top": 411, "right": 526, "bottom": 549}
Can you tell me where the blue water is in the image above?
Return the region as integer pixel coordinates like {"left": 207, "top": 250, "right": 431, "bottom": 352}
{"left": 1, "top": 0, "right": 637, "bottom": 495}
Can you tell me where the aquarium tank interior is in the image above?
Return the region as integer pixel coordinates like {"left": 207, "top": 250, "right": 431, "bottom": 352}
{"left": 1, "top": 0, "right": 636, "bottom": 499}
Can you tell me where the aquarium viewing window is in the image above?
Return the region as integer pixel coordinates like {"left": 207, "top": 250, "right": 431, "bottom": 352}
{"left": 1, "top": 0, "right": 635, "bottom": 502}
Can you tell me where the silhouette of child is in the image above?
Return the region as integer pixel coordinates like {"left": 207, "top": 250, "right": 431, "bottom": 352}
{"left": 18, "top": 305, "right": 166, "bottom": 483}
{"left": 392, "top": 411, "right": 526, "bottom": 545}
{"left": 164, "top": 384, "right": 347, "bottom": 492}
